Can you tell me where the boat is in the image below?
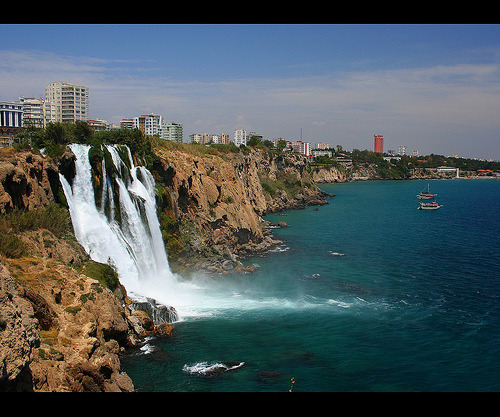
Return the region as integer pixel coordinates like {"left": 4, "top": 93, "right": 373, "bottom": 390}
{"left": 418, "top": 201, "right": 442, "bottom": 210}
{"left": 417, "top": 184, "right": 437, "bottom": 199}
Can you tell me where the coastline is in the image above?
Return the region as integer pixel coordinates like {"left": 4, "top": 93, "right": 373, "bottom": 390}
{"left": 0, "top": 143, "right": 497, "bottom": 391}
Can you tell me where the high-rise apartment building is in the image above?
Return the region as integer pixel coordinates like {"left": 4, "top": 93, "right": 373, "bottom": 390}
{"left": 45, "top": 82, "right": 89, "bottom": 123}
{"left": 18, "top": 97, "right": 45, "bottom": 128}
{"left": 233, "top": 129, "right": 248, "bottom": 147}
{"left": 374, "top": 135, "right": 384, "bottom": 153}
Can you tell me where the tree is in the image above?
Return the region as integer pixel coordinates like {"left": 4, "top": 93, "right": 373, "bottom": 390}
{"left": 276, "top": 139, "right": 287, "bottom": 151}
{"left": 247, "top": 135, "right": 262, "bottom": 147}
{"left": 44, "top": 122, "right": 66, "bottom": 144}
{"left": 71, "top": 121, "right": 93, "bottom": 143}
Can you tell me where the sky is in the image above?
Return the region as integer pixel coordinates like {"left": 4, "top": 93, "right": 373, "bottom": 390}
{"left": 1, "top": 23, "right": 500, "bottom": 160}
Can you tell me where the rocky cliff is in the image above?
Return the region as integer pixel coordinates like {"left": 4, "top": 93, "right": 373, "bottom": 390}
{"left": 0, "top": 148, "right": 61, "bottom": 214}
{"left": 0, "top": 144, "right": 332, "bottom": 391}
{"left": 151, "top": 144, "right": 331, "bottom": 273}
{"left": 0, "top": 226, "right": 140, "bottom": 391}
{"left": 0, "top": 149, "right": 154, "bottom": 391}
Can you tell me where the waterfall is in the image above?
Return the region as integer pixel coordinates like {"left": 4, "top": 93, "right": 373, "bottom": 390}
{"left": 59, "top": 143, "right": 291, "bottom": 321}
{"left": 59, "top": 143, "right": 179, "bottom": 319}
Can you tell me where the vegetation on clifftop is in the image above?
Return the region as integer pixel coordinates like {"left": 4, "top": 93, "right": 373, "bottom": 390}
{"left": 0, "top": 204, "right": 72, "bottom": 258}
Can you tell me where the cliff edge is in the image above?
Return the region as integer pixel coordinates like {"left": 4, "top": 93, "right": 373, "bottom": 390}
{"left": 151, "top": 144, "right": 332, "bottom": 273}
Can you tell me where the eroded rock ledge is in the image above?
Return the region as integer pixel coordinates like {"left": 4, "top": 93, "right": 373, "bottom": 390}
{"left": 151, "top": 146, "right": 334, "bottom": 274}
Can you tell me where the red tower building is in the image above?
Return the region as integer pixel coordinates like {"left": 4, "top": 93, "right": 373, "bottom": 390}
{"left": 374, "top": 135, "right": 383, "bottom": 153}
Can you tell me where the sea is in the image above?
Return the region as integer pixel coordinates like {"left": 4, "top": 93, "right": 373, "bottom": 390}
{"left": 121, "top": 178, "right": 500, "bottom": 392}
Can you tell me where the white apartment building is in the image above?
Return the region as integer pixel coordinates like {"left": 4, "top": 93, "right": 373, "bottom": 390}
{"left": 45, "top": 82, "right": 89, "bottom": 123}
{"left": 190, "top": 132, "right": 228, "bottom": 145}
{"left": 190, "top": 133, "right": 202, "bottom": 144}
{"left": 129, "top": 114, "right": 183, "bottom": 142}
{"left": 316, "top": 142, "right": 330, "bottom": 150}
{"left": 291, "top": 140, "right": 311, "bottom": 156}
{"left": 161, "top": 122, "right": 183, "bottom": 142}
{"left": 135, "top": 114, "right": 162, "bottom": 136}
{"left": 233, "top": 129, "right": 248, "bottom": 147}
{"left": 18, "top": 97, "right": 45, "bottom": 128}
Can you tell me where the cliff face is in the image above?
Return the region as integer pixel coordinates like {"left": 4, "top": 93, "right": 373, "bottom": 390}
{"left": 0, "top": 149, "right": 144, "bottom": 392}
{"left": 310, "top": 165, "right": 347, "bottom": 183}
{"left": 0, "top": 144, "right": 332, "bottom": 391}
{"left": 0, "top": 148, "right": 62, "bottom": 214}
{"left": 151, "top": 146, "right": 330, "bottom": 272}
{"left": 0, "top": 228, "right": 139, "bottom": 391}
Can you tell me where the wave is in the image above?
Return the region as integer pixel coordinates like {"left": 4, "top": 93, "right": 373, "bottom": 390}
{"left": 183, "top": 361, "right": 245, "bottom": 376}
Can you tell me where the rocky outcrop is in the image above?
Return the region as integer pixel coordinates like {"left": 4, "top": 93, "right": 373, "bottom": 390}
{"left": 0, "top": 261, "right": 39, "bottom": 391}
{"left": 151, "top": 146, "right": 331, "bottom": 272}
{"left": 0, "top": 229, "right": 139, "bottom": 392}
{"left": 0, "top": 148, "right": 61, "bottom": 214}
{"left": 310, "top": 165, "right": 346, "bottom": 183}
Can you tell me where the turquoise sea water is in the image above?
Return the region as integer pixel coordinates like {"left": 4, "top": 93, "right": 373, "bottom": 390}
{"left": 122, "top": 179, "right": 500, "bottom": 391}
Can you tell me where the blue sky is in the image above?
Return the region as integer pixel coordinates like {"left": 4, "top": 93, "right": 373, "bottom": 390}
{"left": 1, "top": 24, "right": 500, "bottom": 159}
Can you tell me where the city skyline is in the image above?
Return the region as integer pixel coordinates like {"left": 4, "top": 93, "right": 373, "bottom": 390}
{"left": 1, "top": 24, "right": 500, "bottom": 160}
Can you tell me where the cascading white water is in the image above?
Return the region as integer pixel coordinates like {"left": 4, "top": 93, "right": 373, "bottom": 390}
{"left": 59, "top": 144, "right": 180, "bottom": 309}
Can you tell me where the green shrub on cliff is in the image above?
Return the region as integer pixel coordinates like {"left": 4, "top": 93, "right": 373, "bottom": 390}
{"left": 0, "top": 204, "right": 73, "bottom": 258}
{"left": 77, "top": 260, "right": 120, "bottom": 291}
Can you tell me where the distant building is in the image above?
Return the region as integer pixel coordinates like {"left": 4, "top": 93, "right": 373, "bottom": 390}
{"left": 120, "top": 118, "right": 134, "bottom": 129}
{"left": 233, "top": 129, "right": 248, "bottom": 147}
{"left": 88, "top": 118, "right": 109, "bottom": 131}
{"left": 398, "top": 145, "right": 407, "bottom": 156}
{"left": 248, "top": 132, "right": 263, "bottom": 142}
{"left": 291, "top": 140, "right": 311, "bottom": 156}
{"left": 311, "top": 149, "right": 333, "bottom": 158}
{"left": 190, "top": 133, "right": 202, "bottom": 144}
{"left": 0, "top": 101, "right": 23, "bottom": 146}
{"left": 161, "top": 122, "right": 183, "bottom": 142}
{"left": 122, "top": 114, "right": 183, "bottom": 142}
{"left": 374, "top": 135, "right": 383, "bottom": 153}
{"left": 316, "top": 142, "right": 330, "bottom": 149}
{"left": 45, "top": 82, "right": 89, "bottom": 123}
{"left": 134, "top": 114, "right": 162, "bottom": 136}
{"left": 191, "top": 132, "right": 228, "bottom": 145}
{"left": 18, "top": 97, "right": 45, "bottom": 128}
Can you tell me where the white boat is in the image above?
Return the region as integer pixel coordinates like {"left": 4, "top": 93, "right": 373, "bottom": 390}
{"left": 417, "top": 184, "right": 437, "bottom": 200}
{"left": 418, "top": 201, "right": 442, "bottom": 210}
